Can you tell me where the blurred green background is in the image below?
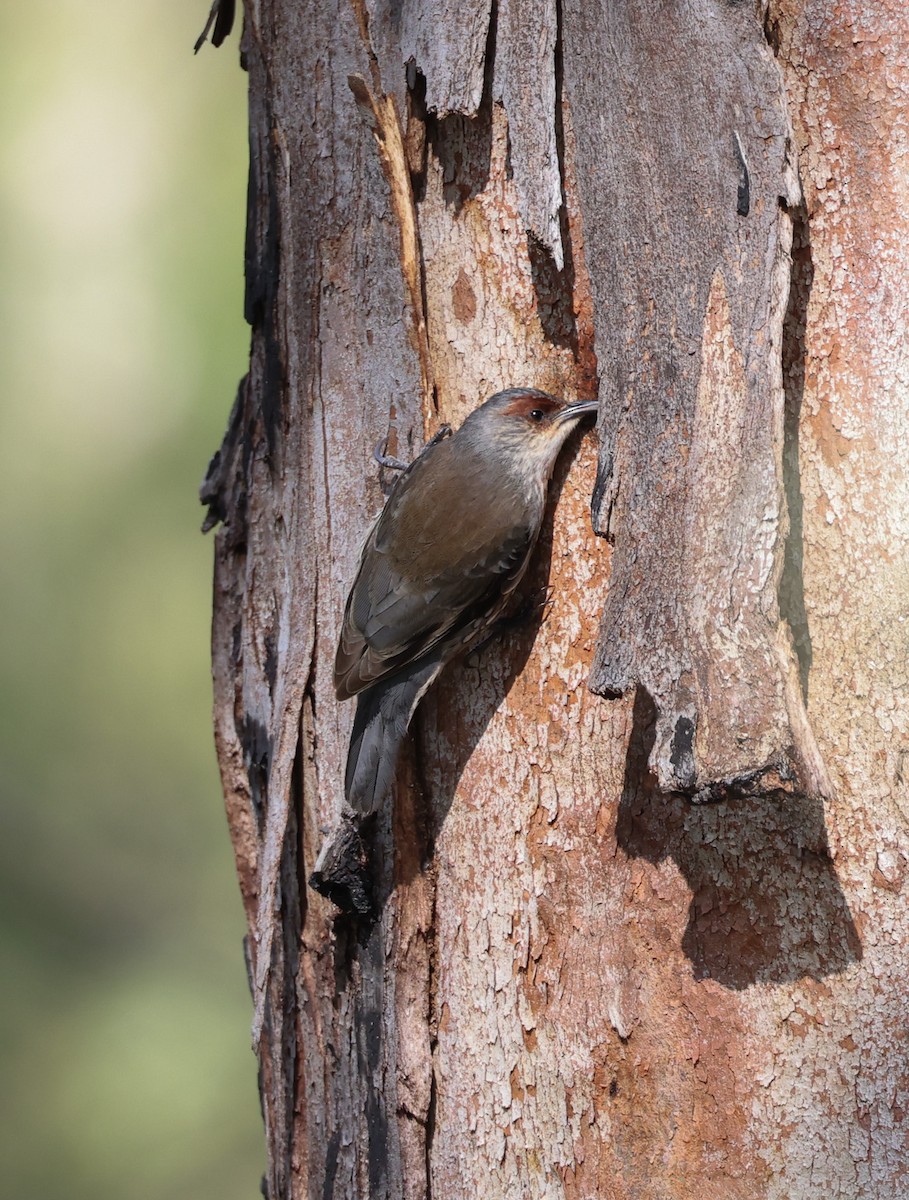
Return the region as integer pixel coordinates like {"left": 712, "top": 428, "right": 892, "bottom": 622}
{"left": 0, "top": 2, "right": 263, "bottom": 1196}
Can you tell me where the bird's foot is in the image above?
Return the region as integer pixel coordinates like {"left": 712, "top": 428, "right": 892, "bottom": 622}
{"left": 374, "top": 424, "right": 452, "bottom": 472}
{"left": 373, "top": 438, "right": 410, "bottom": 472}
{"left": 465, "top": 586, "right": 554, "bottom": 662}
{"left": 424, "top": 422, "right": 452, "bottom": 449}
{"left": 375, "top": 425, "right": 452, "bottom": 495}
{"left": 498, "top": 584, "right": 555, "bottom": 633}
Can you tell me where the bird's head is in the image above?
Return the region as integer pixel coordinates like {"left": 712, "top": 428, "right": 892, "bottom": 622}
{"left": 460, "top": 388, "right": 598, "bottom": 482}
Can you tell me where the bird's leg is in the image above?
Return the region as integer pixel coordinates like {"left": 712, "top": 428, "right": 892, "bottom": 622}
{"left": 375, "top": 424, "right": 452, "bottom": 494}
{"left": 373, "top": 438, "right": 410, "bottom": 472}
{"left": 374, "top": 423, "right": 452, "bottom": 471}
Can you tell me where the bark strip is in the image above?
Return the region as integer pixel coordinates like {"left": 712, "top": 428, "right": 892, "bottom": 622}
{"left": 561, "top": 0, "right": 820, "bottom": 799}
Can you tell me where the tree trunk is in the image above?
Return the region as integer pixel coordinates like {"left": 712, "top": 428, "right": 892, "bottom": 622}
{"left": 202, "top": 0, "right": 909, "bottom": 1196}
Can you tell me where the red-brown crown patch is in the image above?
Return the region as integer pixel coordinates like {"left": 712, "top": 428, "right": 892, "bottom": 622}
{"left": 501, "top": 392, "right": 562, "bottom": 419}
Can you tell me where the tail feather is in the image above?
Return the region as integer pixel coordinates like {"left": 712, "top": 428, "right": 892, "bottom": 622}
{"left": 345, "top": 654, "right": 444, "bottom": 815}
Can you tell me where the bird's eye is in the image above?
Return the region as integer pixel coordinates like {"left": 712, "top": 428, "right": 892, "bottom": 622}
{"left": 529, "top": 409, "right": 545, "bottom": 423}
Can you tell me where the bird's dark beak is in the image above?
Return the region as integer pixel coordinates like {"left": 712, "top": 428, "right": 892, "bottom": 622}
{"left": 555, "top": 398, "right": 599, "bottom": 425}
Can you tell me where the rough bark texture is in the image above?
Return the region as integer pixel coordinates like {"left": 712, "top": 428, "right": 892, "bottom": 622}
{"left": 203, "top": 0, "right": 909, "bottom": 1196}
{"left": 566, "top": 0, "right": 814, "bottom": 799}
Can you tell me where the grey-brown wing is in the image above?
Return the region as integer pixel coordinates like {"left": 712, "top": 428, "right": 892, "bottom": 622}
{"left": 334, "top": 520, "right": 534, "bottom": 700}
{"left": 334, "top": 444, "right": 535, "bottom": 700}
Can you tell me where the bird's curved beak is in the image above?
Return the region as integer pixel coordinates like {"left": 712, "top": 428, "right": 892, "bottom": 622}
{"left": 555, "top": 398, "right": 599, "bottom": 425}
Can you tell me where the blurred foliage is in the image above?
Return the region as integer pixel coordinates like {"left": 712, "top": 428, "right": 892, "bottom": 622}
{"left": 0, "top": 1, "right": 263, "bottom": 1196}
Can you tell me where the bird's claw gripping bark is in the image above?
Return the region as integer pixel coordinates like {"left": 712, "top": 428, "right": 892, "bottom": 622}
{"left": 375, "top": 425, "right": 453, "bottom": 494}
{"left": 424, "top": 422, "right": 452, "bottom": 449}
{"left": 373, "top": 437, "right": 410, "bottom": 472}
{"left": 506, "top": 583, "right": 555, "bottom": 629}
{"left": 374, "top": 424, "right": 452, "bottom": 472}
{"left": 466, "top": 585, "right": 555, "bottom": 660}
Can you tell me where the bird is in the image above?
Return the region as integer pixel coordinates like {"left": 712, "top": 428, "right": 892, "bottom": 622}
{"left": 333, "top": 387, "right": 598, "bottom": 821}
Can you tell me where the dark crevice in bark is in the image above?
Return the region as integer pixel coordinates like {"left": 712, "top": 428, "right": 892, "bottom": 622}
{"left": 244, "top": 87, "right": 285, "bottom": 459}
{"left": 405, "top": 65, "right": 429, "bottom": 203}
{"left": 298, "top": 660, "right": 317, "bottom": 906}
{"left": 259, "top": 758, "right": 304, "bottom": 1200}
{"left": 263, "top": 632, "right": 278, "bottom": 694}
{"left": 200, "top": 377, "right": 247, "bottom": 535}
{"left": 361, "top": 923, "right": 392, "bottom": 1200}
{"left": 424, "top": 1, "right": 496, "bottom": 213}
{"left": 416, "top": 736, "right": 439, "bottom": 1200}
{"left": 317, "top": 803, "right": 396, "bottom": 1189}
{"left": 321, "top": 1130, "right": 342, "bottom": 1200}
{"left": 424, "top": 1049, "right": 438, "bottom": 1199}
{"left": 321, "top": 899, "right": 390, "bottom": 1190}
{"left": 288, "top": 729, "right": 308, "bottom": 1191}
{"left": 246, "top": 932, "right": 270, "bottom": 1198}
{"left": 762, "top": 3, "right": 781, "bottom": 56}
{"left": 240, "top": 716, "right": 272, "bottom": 829}
{"left": 779, "top": 201, "right": 814, "bottom": 701}
{"left": 527, "top": 0, "right": 578, "bottom": 356}
{"left": 732, "top": 129, "right": 750, "bottom": 215}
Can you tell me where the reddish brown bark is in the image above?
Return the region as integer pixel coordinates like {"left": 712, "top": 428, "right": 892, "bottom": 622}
{"left": 203, "top": 1, "right": 909, "bottom": 1195}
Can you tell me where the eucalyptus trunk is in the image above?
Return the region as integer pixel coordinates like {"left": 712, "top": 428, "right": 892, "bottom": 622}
{"left": 202, "top": 1, "right": 909, "bottom": 1196}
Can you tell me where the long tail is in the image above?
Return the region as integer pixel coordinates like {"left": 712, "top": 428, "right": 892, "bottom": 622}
{"left": 345, "top": 654, "right": 444, "bottom": 816}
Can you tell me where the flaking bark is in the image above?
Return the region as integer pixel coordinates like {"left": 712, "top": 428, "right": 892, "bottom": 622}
{"left": 204, "top": 0, "right": 907, "bottom": 1196}
{"left": 562, "top": 0, "right": 817, "bottom": 800}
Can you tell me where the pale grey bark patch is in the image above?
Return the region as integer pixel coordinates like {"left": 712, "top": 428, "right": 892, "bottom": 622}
{"left": 366, "top": 0, "right": 564, "bottom": 267}
{"left": 494, "top": 0, "right": 564, "bottom": 268}
{"left": 365, "top": 0, "right": 494, "bottom": 117}
{"left": 561, "top": 0, "right": 815, "bottom": 798}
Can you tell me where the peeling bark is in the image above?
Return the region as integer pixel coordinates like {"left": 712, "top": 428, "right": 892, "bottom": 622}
{"left": 204, "top": 0, "right": 908, "bottom": 1196}
{"left": 561, "top": 0, "right": 818, "bottom": 800}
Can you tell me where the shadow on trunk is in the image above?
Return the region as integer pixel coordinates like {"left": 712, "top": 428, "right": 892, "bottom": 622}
{"left": 617, "top": 688, "right": 862, "bottom": 989}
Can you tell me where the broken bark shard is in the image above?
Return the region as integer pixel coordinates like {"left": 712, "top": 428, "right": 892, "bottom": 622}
{"left": 309, "top": 811, "right": 376, "bottom": 917}
{"left": 493, "top": 0, "right": 564, "bottom": 269}
{"left": 561, "top": 0, "right": 821, "bottom": 798}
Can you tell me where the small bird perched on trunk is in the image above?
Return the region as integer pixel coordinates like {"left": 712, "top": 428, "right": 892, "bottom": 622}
{"left": 310, "top": 387, "right": 597, "bottom": 912}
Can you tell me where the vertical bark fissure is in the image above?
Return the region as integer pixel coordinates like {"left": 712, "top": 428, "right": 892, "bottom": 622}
{"left": 551, "top": 0, "right": 569, "bottom": 294}
{"left": 522, "top": 0, "right": 583, "bottom": 364}
{"left": 421, "top": 767, "right": 439, "bottom": 1200}
{"left": 423, "top": 1052, "right": 437, "bottom": 1200}
{"left": 400, "top": 69, "right": 439, "bottom": 437}
{"left": 779, "top": 199, "right": 814, "bottom": 701}
{"left": 289, "top": 726, "right": 309, "bottom": 1195}
{"left": 346, "top": 0, "right": 435, "bottom": 422}
{"left": 550, "top": 0, "right": 598, "bottom": 395}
